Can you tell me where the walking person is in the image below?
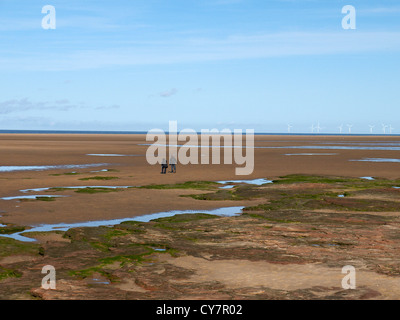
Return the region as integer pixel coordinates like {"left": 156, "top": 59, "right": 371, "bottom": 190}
{"left": 169, "top": 155, "right": 177, "bottom": 173}
{"left": 161, "top": 158, "right": 168, "bottom": 174}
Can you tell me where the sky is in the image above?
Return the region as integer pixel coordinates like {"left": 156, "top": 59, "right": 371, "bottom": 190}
{"left": 0, "top": 0, "right": 399, "bottom": 133}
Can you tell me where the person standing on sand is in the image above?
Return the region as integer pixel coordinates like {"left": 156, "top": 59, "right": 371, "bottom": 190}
{"left": 161, "top": 158, "right": 168, "bottom": 174}
{"left": 169, "top": 155, "right": 177, "bottom": 173}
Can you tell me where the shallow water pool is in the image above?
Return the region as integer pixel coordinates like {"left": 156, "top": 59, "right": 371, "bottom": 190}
{"left": 20, "top": 186, "right": 133, "bottom": 193}
{"left": 0, "top": 163, "right": 109, "bottom": 172}
{"left": 217, "top": 178, "right": 272, "bottom": 186}
{"left": 350, "top": 158, "right": 400, "bottom": 163}
{"left": 285, "top": 153, "right": 338, "bottom": 156}
{"left": 0, "top": 206, "right": 245, "bottom": 242}
{"left": 1, "top": 195, "right": 67, "bottom": 201}
{"left": 219, "top": 185, "right": 235, "bottom": 189}
{"left": 87, "top": 154, "right": 141, "bottom": 157}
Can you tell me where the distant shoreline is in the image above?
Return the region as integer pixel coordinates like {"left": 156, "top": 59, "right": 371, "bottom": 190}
{"left": 0, "top": 130, "right": 399, "bottom": 137}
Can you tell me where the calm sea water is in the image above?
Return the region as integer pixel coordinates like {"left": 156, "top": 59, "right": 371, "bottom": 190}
{"left": 0, "top": 130, "right": 148, "bottom": 134}
{"left": 0, "top": 130, "right": 399, "bottom": 136}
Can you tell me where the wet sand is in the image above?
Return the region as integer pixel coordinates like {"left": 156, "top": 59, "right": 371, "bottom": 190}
{"left": 1, "top": 133, "right": 400, "bottom": 300}
{"left": 1, "top": 133, "right": 399, "bottom": 226}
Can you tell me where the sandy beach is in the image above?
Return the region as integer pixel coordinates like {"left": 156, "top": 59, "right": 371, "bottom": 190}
{"left": 1, "top": 133, "right": 400, "bottom": 300}
{"left": 0, "top": 133, "right": 399, "bottom": 226}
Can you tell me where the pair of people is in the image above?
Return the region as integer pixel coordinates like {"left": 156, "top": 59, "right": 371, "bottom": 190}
{"left": 161, "top": 156, "right": 177, "bottom": 174}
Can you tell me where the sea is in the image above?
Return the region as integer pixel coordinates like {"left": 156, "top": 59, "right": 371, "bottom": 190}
{"left": 0, "top": 130, "right": 399, "bottom": 136}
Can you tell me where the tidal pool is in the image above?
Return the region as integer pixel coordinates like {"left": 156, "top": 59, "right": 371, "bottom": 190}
{"left": 20, "top": 186, "right": 133, "bottom": 193}
{"left": 0, "top": 206, "right": 245, "bottom": 242}
{"left": 321, "top": 142, "right": 400, "bottom": 146}
{"left": 219, "top": 185, "right": 235, "bottom": 189}
{"left": 1, "top": 195, "right": 67, "bottom": 201}
{"left": 217, "top": 179, "right": 272, "bottom": 186}
{"left": 139, "top": 143, "right": 400, "bottom": 151}
{"left": 350, "top": 158, "right": 400, "bottom": 163}
{"left": 0, "top": 163, "right": 109, "bottom": 172}
{"left": 89, "top": 279, "right": 110, "bottom": 285}
{"left": 86, "top": 154, "right": 141, "bottom": 157}
{"left": 285, "top": 153, "right": 338, "bottom": 156}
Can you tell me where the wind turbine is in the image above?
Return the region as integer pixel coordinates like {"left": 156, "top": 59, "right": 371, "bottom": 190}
{"left": 382, "top": 123, "right": 388, "bottom": 134}
{"left": 315, "top": 121, "right": 322, "bottom": 134}
{"left": 338, "top": 124, "right": 343, "bottom": 134}
{"left": 368, "top": 125, "right": 375, "bottom": 134}
{"left": 287, "top": 124, "right": 293, "bottom": 133}
{"left": 347, "top": 124, "right": 353, "bottom": 134}
{"left": 310, "top": 124, "right": 315, "bottom": 134}
{"left": 389, "top": 125, "right": 394, "bottom": 134}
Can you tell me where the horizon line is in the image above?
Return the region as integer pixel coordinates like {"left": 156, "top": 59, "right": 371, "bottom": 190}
{"left": 0, "top": 129, "right": 399, "bottom": 137}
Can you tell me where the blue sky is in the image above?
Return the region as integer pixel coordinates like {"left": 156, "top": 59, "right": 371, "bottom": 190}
{"left": 0, "top": 0, "right": 399, "bottom": 133}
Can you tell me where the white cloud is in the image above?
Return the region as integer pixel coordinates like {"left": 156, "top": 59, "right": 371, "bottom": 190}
{"left": 0, "top": 98, "right": 118, "bottom": 114}
{"left": 2, "top": 31, "right": 400, "bottom": 71}
{"left": 360, "top": 6, "right": 400, "bottom": 14}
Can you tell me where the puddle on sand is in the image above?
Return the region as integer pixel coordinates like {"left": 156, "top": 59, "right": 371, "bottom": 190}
{"left": 1, "top": 195, "right": 67, "bottom": 201}
{"left": 20, "top": 186, "right": 132, "bottom": 193}
{"left": 87, "top": 154, "right": 142, "bottom": 157}
{"left": 285, "top": 153, "right": 337, "bottom": 156}
{"left": 0, "top": 206, "right": 245, "bottom": 242}
{"left": 321, "top": 142, "right": 400, "bottom": 146}
{"left": 139, "top": 143, "right": 400, "bottom": 151}
{"left": 277, "top": 146, "right": 400, "bottom": 151}
{"left": 360, "top": 177, "right": 375, "bottom": 180}
{"left": 0, "top": 163, "right": 109, "bottom": 172}
{"left": 217, "top": 178, "right": 272, "bottom": 186}
{"left": 219, "top": 185, "right": 235, "bottom": 189}
{"left": 87, "top": 278, "right": 110, "bottom": 285}
{"left": 350, "top": 158, "right": 400, "bottom": 163}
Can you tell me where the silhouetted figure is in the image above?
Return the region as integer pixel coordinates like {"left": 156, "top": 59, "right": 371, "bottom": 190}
{"left": 161, "top": 158, "right": 168, "bottom": 174}
{"left": 169, "top": 155, "right": 177, "bottom": 173}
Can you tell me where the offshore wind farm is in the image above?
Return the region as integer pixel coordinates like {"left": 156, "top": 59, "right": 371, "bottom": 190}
{"left": 284, "top": 123, "right": 397, "bottom": 135}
